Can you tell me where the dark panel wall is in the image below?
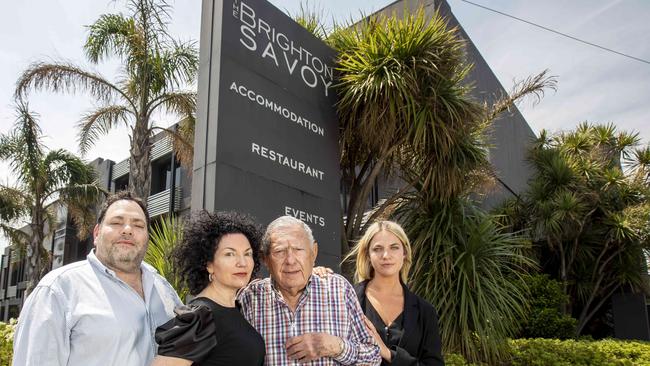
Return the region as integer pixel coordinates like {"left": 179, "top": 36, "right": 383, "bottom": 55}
{"left": 612, "top": 293, "right": 650, "bottom": 341}
{"left": 193, "top": 0, "right": 342, "bottom": 261}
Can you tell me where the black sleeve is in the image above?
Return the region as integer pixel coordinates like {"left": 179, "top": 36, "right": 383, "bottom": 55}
{"left": 155, "top": 303, "right": 217, "bottom": 362}
{"left": 390, "top": 303, "right": 444, "bottom": 366}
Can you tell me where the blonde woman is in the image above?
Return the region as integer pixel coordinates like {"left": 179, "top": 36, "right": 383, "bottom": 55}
{"left": 346, "top": 221, "right": 444, "bottom": 366}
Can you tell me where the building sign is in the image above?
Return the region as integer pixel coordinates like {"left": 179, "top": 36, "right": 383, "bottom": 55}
{"left": 192, "top": 0, "right": 341, "bottom": 267}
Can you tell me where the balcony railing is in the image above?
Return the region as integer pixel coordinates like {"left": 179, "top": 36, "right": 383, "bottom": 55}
{"left": 147, "top": 186, "right": 182, "bottom": 217}
{"left": 111, "top": 135, "right": 173, "bottom": 180}
{"left": 112, "top": 159, "right": 129, "bottom": 180}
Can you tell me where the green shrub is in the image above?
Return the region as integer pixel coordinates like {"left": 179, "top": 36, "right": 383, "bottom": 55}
{"left": 446, "top": 353, "right": 482, "bottom": 365}
{"left": 510, "top": 338, "right": 608, "bottom": 366}
{"left": 522, "top": 274, "right": 577, "bottom": 339}
{"left": 510, "top": 338, "right": 650, "bottom": 366}
{"left": 0, "top": 319, "right": 16, "bottom": 365}
{"left": 589, "top": 339, "right": 650, "bottom": 365}
{"left": 447, "top": 338, "right": 650, "bottom": 365}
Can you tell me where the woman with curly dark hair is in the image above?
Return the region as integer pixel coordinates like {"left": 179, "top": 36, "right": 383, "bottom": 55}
{"left": 152, "top": 210, "right": 265, "bottom": 366}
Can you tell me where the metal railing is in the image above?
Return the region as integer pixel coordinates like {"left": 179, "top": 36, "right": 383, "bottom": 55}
{"left": 111, "top": 135, "right": 173, "bottom": 180}
{"left": 147, "top": 186, "right": 182, "bottom": 217}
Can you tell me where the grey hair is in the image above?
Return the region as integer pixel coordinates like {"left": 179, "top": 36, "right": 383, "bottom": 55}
{"left": 262, "top": 215, "right": 315, "bottom": 255}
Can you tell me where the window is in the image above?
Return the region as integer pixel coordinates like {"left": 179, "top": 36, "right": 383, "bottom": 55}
{"left": 114, "top": 175, "right": 129, "bottom": 192}
{"left": 8, "top": 305, "right": 19, "bottom": 319}
{"left": 151, "top": 157, "right": 172, "bottom": 195}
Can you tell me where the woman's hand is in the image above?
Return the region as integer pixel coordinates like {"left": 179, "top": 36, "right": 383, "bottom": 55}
{"left": 312, "top": 266, "right": 333, "bottom": 277}
{"left": 362, "top": 316, "right": 392, "bottom": 362}
{"left": 150, "top": 356, "right": 193, "bottom": 366}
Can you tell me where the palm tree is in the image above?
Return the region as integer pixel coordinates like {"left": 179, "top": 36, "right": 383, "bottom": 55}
{"left": 626, "top": 144, "right": 650, "bottom": 185}
{"left": 0, "top": 102, "right": 104, "bottom": 292}
{"left": 327, "top": 8, "right": 482, "bottom": 250}
{"left": 15, "top": 0, "right": 197, "bottom": 200}
{"left": 398, "top": 198, "right": 536, "bottom": 363}
{"left": 509, "top": 123, "right": 650, "bottom": 335}
{"left": 325, "top": 8, "right": 555, "bottom": 252}
{"left": 145, "top": 214, "right": 188, "bottom": 301}
{"left": 320, "top": 7, "right": 554, "bottom": 363}
{"left": 292, "top": 2, "right": 328, "bottom": 41}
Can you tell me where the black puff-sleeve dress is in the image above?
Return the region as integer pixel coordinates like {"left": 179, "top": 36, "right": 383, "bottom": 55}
{"left": 155, "top": 297, "right": 265, "bottom": 365}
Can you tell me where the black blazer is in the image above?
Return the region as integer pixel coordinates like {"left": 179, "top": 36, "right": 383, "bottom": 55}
{"left": 355, "top": 281, "right": 444, "bottom": 366}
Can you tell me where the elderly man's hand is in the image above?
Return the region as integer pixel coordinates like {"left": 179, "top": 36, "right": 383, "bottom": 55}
{"left": 286, "top": 332, "right": 343, "bottom": 362}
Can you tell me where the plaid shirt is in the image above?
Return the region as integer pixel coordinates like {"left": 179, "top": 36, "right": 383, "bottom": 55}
{"left": 238, "top": 274, "right": 381, "bottom": 365}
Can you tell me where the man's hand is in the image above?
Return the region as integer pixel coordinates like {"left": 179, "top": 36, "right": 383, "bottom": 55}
{"left": 286, "top": 332, "right": 343, "bottom": 363}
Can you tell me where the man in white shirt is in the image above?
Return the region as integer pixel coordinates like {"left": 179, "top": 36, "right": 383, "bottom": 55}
{"left": 13, "top": 191, "right": 181, "bottom": 366}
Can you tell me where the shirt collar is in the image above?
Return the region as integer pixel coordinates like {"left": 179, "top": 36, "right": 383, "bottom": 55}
{"left": 269, "top": 274, "right": 314, "bottom": 305}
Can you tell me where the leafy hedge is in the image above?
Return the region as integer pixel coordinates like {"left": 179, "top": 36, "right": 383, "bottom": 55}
{"left": 0, "top": 319, "right": 16, "bottom": 365}
{"left": 521, "top": 274, "right": 577, "bottom": 339}
{"left": 2, "top": 320, "right": 649, "bottom": 365}
{"left": 447, "top": 338, "right": 650, "bottom": 366}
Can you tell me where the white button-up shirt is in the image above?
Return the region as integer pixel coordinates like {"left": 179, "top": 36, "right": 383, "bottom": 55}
{"left": 12, "top": 250, "right": 181, "bottom": 366}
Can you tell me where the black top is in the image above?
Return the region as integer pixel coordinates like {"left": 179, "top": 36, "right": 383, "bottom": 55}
{"left": 155, "top": 297, "right": 265, "bottom": 366}
{"left": 366, "top": 299, "right": 405, "bottom": 356}
{"left": 355, "top": 281, "right": 445, "bottom": 366}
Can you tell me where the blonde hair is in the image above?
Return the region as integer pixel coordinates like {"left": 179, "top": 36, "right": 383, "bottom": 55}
{"left": 344, "top": 220, "right": 412, "bottom": 283}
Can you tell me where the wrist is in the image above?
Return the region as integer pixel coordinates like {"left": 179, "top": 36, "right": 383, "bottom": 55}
{"left": 381, "top": 345, "right": 392, "bottom": 361}
{"left": 332, "top": 336, "right": 345, "bottom": 358}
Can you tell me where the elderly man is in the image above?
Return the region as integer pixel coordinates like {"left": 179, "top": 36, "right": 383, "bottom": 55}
{"left": 239, "top": 215, "right": 381, "bottom": 365}
{"left": 13, "top": 191, "right": 181, "bottom": 366}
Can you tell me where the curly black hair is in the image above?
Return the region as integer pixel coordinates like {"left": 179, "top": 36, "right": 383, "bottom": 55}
{"left": 173, "top": 210, "right": 262, "bottom": 295}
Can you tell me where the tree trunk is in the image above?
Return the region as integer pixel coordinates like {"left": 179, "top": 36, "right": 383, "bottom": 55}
{"left": 576, "top": 281, "right": 620, "bottom": 335}
{"left": 345, "top": 159, "right": 386, "bottom": 247}
{"left": 25, "top": 214, "right": 45, "bottom": 296}
{"left": 129, "top": 121, "right": 152, "bottom": 200}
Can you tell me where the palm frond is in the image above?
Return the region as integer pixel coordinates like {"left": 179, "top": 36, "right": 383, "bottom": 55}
{"left": 332, "top": 7, "right": 480, "bottom": 160}
{"left": 0, "top": 102, "right": 45, "bottom": 187}
{"left": 159, "top": 40, "right": 199, "bottom": 90}
{"left": 151, "top": 115, "right": 194, "bottom": 170}
{"left": 174, "top": 115, "right": 195, "bottom": 170}
{"left": 85, "top": 13, "right": 138, "bottom": 64}
{"left": 292, "top": 1, "right": 328, "bottom": 40}
{"left": 398, "top": 198, "right": 536, "bottom": 363}
{"left": 15, "top": 62, "right": 133, "bottom": 108}
{"left": 58, "top": 182, "right": 106, "bottom": 238}
{"left": 42, "top": 149, "right": 95, "bottom": 190}
{"left": 127, "top": 0, "right": 172, "bottom": 46}
{"left": 625, "top": 145, "right": 650, "bottom": 184}
{"left": 146, "top": 215, "right": 189, "bottom": 300}
{"left": 486, "top": 69, "right": 557, "bottom": 123}
{"left": 77, "top": 105, "right": 131, "bottom": 155}
{"left": 0, "top": 186, "right": 29, "bottom": 222}
{"left": 0, "top": 223, "right": 30, "bottom": 250}
{"left": 148, "top": 90, "right": 196, "bottom": 117}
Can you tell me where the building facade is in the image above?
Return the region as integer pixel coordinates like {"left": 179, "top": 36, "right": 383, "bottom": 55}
{"left": 0, "top": 131, "right": 191, "bottom": 320}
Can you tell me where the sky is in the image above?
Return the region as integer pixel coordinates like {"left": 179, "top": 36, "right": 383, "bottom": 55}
{"left": 1, "top": 0, "right": 649, "bottom": 248}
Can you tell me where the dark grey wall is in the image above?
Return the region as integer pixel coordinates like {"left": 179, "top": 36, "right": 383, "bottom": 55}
{"left": 193, "top": 0, "right": 342, "bottom": 265}
{"left": 374, "top": 0, "right": 536, "bottom": 208}
{"left": 612, "top": 293, "right": 650, "bottom": 341}
{"left": 89, "top": 157, "right": 114, "bottom": 192}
